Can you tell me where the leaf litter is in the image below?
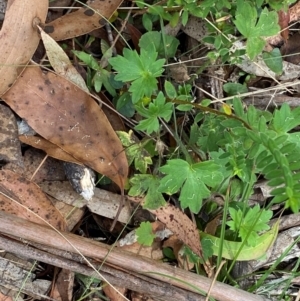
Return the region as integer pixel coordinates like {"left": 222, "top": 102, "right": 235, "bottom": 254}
{"left": 1, "top": 0, "right": 300, "bottom": 300}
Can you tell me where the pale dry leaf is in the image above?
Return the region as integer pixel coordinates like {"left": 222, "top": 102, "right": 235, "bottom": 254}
{"left": 44, "top": 0, "right": 123, "bottom": 41}
{"left": 0, "top": 0, "right": 48, "bottom": 96}
{"left": 0, "top": 169, "right": 67, "bottom": 231}
{"left": 3, "top": 66, "right": 128, "bottom": 189}
{"left": 38, "top": 25, "right": 88, "bottom": 92}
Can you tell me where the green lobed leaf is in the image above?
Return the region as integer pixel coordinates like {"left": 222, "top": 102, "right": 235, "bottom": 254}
{"left": 253, "top": 8, "right": 279, "bottom": 37}
{"left": 234, "top": 1, "right": 257, "bottom": 38}
{"left": 129, "top": 174, "right": 166, "bottom": 209}
{"left": 227, "top": 206, "right": 272, "bottom": 246}
{"left": 135, "top": 92, "right": 173, "bottom": 134}
{"left": 136, "top": 221, "right": 156, "bottom": 246}
{"left": 109, "top": 48, "right": 165, "bottom": 103}
{"left": 158, "top": 159, "right": 223, "bottom": 213}
{"left": 139, "top": 31, "right": 179, "bottom": 59}
{"left": 246, "top": 36, "right": 266, "bottom": 60}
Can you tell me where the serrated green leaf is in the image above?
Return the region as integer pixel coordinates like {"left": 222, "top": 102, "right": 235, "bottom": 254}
{"left": 247, "top": 36, "right": 266, "bottom": 60}
{"left": 227, "top": 205, "right": 272, "bottom": 246}
{"left": 253, "top": 8, "right": 279, "bottom": 37}
{"left": 234, "top": 1, "right": 257, "bottom": 38}
{"left": 272, "top": 104, "right": 300, "bottom": 133}
{"left": 135, "top": 92, "right": 173, "bottom": 134}
{"left": 109, "top": 48, "right": 165, "bottom": 103}
{"left": 158, "top": 159, "right": 223, "bottom": 213}
{"left": 136, "top": 221, "right": 156, "bottom": 246}
{"left": 129, "top": 174, "right": 166, "bottom": 209}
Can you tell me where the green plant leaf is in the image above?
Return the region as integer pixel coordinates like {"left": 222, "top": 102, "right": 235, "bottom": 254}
{"left": 164, "top": 80, "right": 177, "bottom": 99}
{"left": 129, "top": 174, "right": 166, "bottom": 209}
{"left": 227, "top": 205, "right": 272, "bottom": 246}
{"left": 262, "top": 48, "right": 283, "bottom": 75}
{"left": 200, "top": 220, "right": 279, "bottom": 260}
{"left": 109, "top": 48, "right": 165, "bottom": 103}
{"left": 234, "top": 1, "right": 257, "bottom": 38}
{"left": 246, "top": 36, "right": 266, "bottom": 60}
{"left": 223, "top": 83, "right": 248, "bottom": 95}
{"left": 115, "top": 92, "right": 135, "bottom": 118}
{"left": 73, "top": 50, "right": 99, "bottom": 70}
{"left": 135, "top": 92, "right": 173, "bottom": 134}
{"left": 117, "top": 130, "right": 152, "bottom": 174}
{"left": 234, "top": 2, "right": 280, "bottom": 59}
{"left": 139, "top": 31, "right": 179, "bottom": 59}
{"left": 158, "top": 159, "right": 223, "bottom": 213}
{"left": 136, "top": 221, "right": 156, "bottom": 246}
{"left": 271, "top": 103, "right": 300, "bottom": 133}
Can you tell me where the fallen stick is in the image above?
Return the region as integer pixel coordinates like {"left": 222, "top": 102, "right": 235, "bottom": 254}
{"left": 0, "top": 211, "right": 271, "bottom": 301}
{"left": 0, "top": 235, "right": 203, "bottom": 301}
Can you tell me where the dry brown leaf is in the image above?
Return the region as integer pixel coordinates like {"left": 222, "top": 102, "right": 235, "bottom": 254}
{"left": 0, "top": 0, "right": 48, "bottom": 96}
{"left": 44, "top": 0, "right": 123, "bottom": 41}
{"left": 0, "top": 104, "right": 23, "bottom": 169}
{"left": 0, "top": 293, "right": 13, "bottom": 301}
{"left": 3, "top": 66, "right": 128, "bottom": 189}
{"left": 163, "top": 236, "right": 194, "bottom": 270}
{"left": 51, "top": 269, "right": 74, "bottom": 301}
{"left": 19, "top": 135, "right": 83, "bottom": 165}
{"left": 103, "top": 285, "right": 127, "bottom": 301}
{"left": 150, "top": 204, "right": 202, "bottom": 258}
{"left": 127, "top": 23, "right": 142, "bottom": 52}
{"left": 278, "top": 10, "right": 290, "bottom": 41}
{"left": 0, "top": 169, "right": 67, "bottom": 231}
